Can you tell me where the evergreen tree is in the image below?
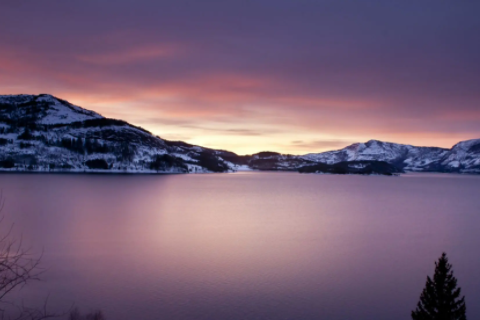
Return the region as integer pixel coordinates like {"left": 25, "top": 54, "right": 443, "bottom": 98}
{"left": 85, "top": 138, "right": 93, "bottom": 154}
{"left": 75, "top": 137, "right": 84, "bottom": 153}
{"left": 412, "top": 253, "right": 466, "bottom": 320}
{"left": 120, "top": 141, "right": 136, "bottom": 163}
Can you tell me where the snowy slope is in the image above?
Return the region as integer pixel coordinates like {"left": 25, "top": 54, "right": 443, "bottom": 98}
{"left": 239, "top": 139, "right": 480, "bottom": 174}
{"left": 0, "top": 94, "right": 235, "bottom": 173}
{"left": 301, "top": 140, "right": 450, "bottom": 171}
{"left": 437, "top": 139, "right": 480, "bottom": 173}
{"left": 0, "top": 94, "right": 479, "bottom": 175}
{"left": 0, "top": 94, "right": 102, "bottom": 125}
{"left": 300, "top": 139, "right": 479, "bottom": 173}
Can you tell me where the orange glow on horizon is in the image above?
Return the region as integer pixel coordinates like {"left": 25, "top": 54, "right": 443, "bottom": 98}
{"left": 1, "top": 42, "right": 479, "bottom": 156}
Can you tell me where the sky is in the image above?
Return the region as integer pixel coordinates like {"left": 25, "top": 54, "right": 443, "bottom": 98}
{"left": 1, "top": 0, "right": 479, "bottom": 155}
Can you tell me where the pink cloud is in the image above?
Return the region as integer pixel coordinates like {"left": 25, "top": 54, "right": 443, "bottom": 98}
{"left": 1, "top": 38, "right": 479, "bottom": 154}
{"left": 76, "top": 44, "right": 182, "bottom": 65}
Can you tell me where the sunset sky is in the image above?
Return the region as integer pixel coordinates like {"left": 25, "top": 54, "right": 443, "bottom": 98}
{"left": 1, "top": 1, "right": 479, "bottom": 155}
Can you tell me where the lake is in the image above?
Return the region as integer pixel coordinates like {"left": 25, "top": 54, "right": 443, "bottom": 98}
{"left": 0, "top": 172, "right": 479, "bottom": 320}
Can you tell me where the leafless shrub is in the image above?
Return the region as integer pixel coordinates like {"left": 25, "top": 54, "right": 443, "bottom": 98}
{"left": 0, "top": 195, "right": 105, "bottom": 320}
{"left": 0, "top": 221, "right": 42, "bottom": 302}
{"left": 0, "top": 195, "right": 54, "bottom": 320}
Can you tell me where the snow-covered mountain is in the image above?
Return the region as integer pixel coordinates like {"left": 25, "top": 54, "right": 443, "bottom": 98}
{"left": 434, "top": 139, "right": 480, "bottom": 173}
{"left": 302, "top": 140, "right": 449, "bottom": 171}
{"left": 0, "top": 94, "right": 238, "bottom": 173}
{"left": 0, "top": 94, "right": 479, "bottom": 174}
{"left": 268, "top": 139, "right": 480, "bottom": 174}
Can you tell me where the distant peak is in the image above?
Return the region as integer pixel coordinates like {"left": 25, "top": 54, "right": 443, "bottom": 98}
{"left": 0, "top": 93, "right": 103, "bottom": 125}
{"left": 365, "top": 139, "right": 383, "bottom": 145}
{"left": 451, "top": 138, "right": 480, "bottom": 150}
{"left": 36, "top": 94, "right": 57, "bottom": 102}
{"left": 253, "top": 151, "right": 281, "bottom": 158}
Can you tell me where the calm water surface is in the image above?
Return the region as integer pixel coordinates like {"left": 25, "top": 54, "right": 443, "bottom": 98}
{"left": 0, "top": 172, "right": 479, "bottom": 320}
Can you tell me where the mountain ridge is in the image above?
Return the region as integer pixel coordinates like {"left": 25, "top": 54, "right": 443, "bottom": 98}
{"left": 0, "top": 94, "right": 479, "bottom": 174}
{"left": 0, "top": 94, "right": 236, "bottom": 173}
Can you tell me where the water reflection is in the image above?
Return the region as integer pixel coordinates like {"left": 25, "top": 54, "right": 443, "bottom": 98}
{"left": 0, "top": 172, "right": 479, "bottom": 319}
